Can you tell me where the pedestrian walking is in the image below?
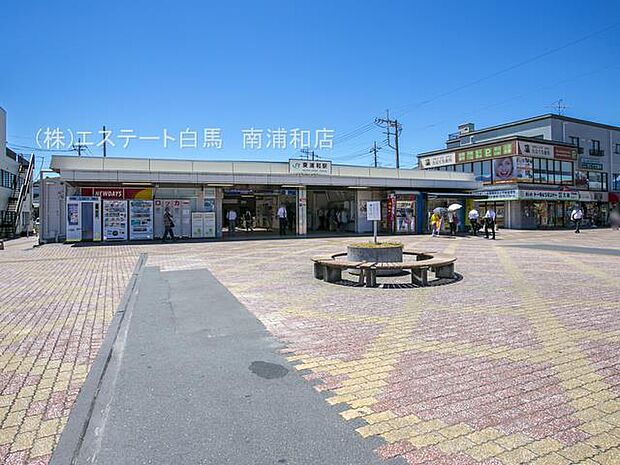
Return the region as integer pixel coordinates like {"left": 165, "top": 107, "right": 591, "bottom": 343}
{"left": 226, "top": 209, "right": 237, "bottom": 235}
{"left": 162, "top": 207, "right": 175, "bottom": 242}
{"left": 484, "top": 208, "right": 496, "bottom": 240}
{"left": 570, "top": 205, "right": 584, "bottom": 234}
{"left": 244, "top": 210, "right": 253, "bottom": 232}
{"left": 468, "top": 208, "right": 479, "bottom": 236}
{"left": 277, "top": 204, "right": 287, "bottom": 236}
{"left": 448, "top": 210, "right": 458, "bottom": 236}
{"left": 430, "top": 211, "right": 442, "bottom": 237}
{"left": 610, "top": 208, "right": 620, "bottom": 231}
{"left": 318, "top": 208, "right": 325, "bottom": 230}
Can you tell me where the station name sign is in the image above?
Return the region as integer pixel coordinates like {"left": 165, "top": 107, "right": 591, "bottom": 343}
{"left": 289, "top": 159, "right": 332, "bottom": 175}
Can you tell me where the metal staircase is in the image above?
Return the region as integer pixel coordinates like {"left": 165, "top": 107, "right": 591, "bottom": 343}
{"left": 0, "top": 154, "right": 35, "bottom": 239}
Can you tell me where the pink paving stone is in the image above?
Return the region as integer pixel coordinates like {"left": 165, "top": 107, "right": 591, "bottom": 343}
{"left": 551, "top": 427, "right": 590, "bottom": 445}
{"left": 0, "top": 444, "right": 10, "bottom": 461}
{"left": 374, "top": 349, "right": 582, "bottom": 439}
{"left": 275, "top": 316, "right": 385, "bottom": 362}
{"left": 26, "top": 400, "right": 47, "bottom": 416}
{"left": 25, "top": 455, "right": 52, "bottom": 465}
{"left": 580, "top": 339, "right": 620, "bottom": 396}
{"left": 410, "top": 310, "right": 543, "bottom": 350}
{"left": 4, "top": 451, "right": 27, "bottom": 465}
{"left": 376, "top": 440, "right": 417, "bottom": 459}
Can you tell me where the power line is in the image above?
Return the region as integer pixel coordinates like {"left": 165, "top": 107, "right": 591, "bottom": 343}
{"left": 375, "top": 110, "right": 402, "bottom": 169}
{"left": 393, "top": 22, "right": 620, "bottom": 119}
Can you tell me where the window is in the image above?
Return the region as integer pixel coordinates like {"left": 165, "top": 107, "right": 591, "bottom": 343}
{"left": 588, "top": 172, "right": 603, "bottom": 191}
{"left": 540, "top": 159, "right": 549, "bottom": 183}
{"left": 561, "top": 161, "right": 573, "bottom": 185}
{"left": 590, "top": 139, "right": 604, "bottom": 156}
{"left": 455, "top": 164, "right": 464, "bottom": 173}
{"left": 569, "top": 136, "right": 580, "bottom": 147}
{"left": 533, "top": 158, "right": 542, "bottom": 183}
{"left": 473, "top": 162, "right": 483, "bottom": 181}
{"left": 481, "top": 160, "right": 492, "bottom": 183}
{"left": 613, "top": 174, "right": 620, "bottom": 191}
{"left": 615, "top": 143, "right": 620, "bottom": 154}
{"left": 602, "top": 173, "right": 608, "bottom": 191}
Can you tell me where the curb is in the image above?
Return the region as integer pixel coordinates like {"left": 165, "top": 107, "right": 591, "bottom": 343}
{"left": 50, "top": 253, "right": 148, "bottom": 465}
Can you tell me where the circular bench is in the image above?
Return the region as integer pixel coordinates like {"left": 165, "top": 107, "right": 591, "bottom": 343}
{"left": 311, "top": 250, "right": 457, "bottom": 287}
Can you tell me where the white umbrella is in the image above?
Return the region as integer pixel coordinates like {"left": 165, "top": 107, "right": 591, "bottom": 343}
{"left": 433, "top": 207, "right": 446, "bottom": 214}
{"left": 448, "top": 203, "right": 463, "bottom": 212}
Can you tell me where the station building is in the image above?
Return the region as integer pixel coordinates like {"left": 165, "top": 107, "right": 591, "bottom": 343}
{"left": 40, "top": 155, "right": 479, "bottom": 242}
{"left": 417, "top": 114, "right": 620, "bottom": 229}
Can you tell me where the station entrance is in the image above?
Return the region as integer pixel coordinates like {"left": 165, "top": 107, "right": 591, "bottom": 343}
{"left": 222, "top": 187, "right": 297, "bottom": 235}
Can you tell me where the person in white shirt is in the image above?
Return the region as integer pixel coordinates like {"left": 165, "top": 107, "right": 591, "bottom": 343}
{"left": 226, "top": 209, "right": 237, "bottom": 235}
{"left": 447, "top": 210, "right": 458, "bottom": 236}
{"left": 484, "top": 208, "right": 496, "bottom": 240}
{"left": 468, "top": 208, "right": 479, "bottom": 236}
{"left": 570, "top": 205, "right": 584, "bottom": 234}
{"left": 277, "top": 205, "right": 287, "bottom": 236}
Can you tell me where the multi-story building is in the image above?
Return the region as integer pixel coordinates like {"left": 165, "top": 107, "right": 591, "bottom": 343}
{"left": 417, "top": 114, "right": 620, "bottom": 229}
{"left": 0, "top": 107, "right": 35, "bottom": 238}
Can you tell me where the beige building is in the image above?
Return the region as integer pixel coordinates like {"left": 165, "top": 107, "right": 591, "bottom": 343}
{"left": 41, "top": 155, "right": 479, "bottom": 242}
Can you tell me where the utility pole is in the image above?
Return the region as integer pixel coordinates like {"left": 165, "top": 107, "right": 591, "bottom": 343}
{"left": 375, "top": 110, "right": 402, "bottom": 169}
{"left": 102, "top": 125, "right": 107, "bottom": 157}
{"left": 72, "top": 138, "right": 86, "bottom": 157}
{"left": 300, "top": 148, "right": 316, "bottom": 161}
{"left": 370, "top": 141, "right": 381, "bottom": 168}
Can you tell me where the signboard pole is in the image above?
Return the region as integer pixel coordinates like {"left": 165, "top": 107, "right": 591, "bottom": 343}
{"left": 373, "top": 220, "right": 378, "bottom": 243}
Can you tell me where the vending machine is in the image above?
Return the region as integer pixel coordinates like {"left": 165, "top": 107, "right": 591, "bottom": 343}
{"left": 129, "top": 200, "right": 153, "bottom": 240}
{"left": 66, "top": 196, "right": 102, "bottom": 242}
{"left": 154, "top": 199, "right": 191, "bottom": 238}
{"left": 103, "top": 200, "right": 128, "bottom": 241}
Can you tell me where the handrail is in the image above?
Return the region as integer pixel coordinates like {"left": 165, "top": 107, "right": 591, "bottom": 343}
{"left": 13, "top": 153, "right": 35, "bottom": 234}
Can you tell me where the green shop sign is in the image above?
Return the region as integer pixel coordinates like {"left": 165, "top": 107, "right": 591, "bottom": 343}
{"left": 456, "top": 141, "right": 515, "bottom": 163}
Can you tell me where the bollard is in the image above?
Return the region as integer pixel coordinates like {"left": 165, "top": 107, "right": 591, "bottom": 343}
{"left": 0, "top": 240, "right": 4, "bottom": 250}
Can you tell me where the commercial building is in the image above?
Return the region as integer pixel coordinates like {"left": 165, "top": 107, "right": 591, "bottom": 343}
{"left": 417, "top": 114, "right": 620, "bottom": 229}
{"left": 40, "top": 155, "right": 480, "bottom": 242}
{"left": 0, "top": 107, "right": 35, "bottom": 238}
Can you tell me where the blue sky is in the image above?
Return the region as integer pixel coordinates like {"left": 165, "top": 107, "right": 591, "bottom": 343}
{"left": 2, "top": 1, "right": 619, "bottom": 170}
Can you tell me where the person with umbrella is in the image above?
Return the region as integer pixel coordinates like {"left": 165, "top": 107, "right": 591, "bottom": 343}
{"left": 430, "top": 208, "right": 443, "bottom": 237}
{"left": 468, "top": 207, "right": 480, "bottom": 236}
{"left": 447, "top": 204, "right": 462, "bottom": 236}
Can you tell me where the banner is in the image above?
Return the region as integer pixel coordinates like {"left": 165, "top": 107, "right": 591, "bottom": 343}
{"left": 493, "top": 156, "right": 532, "bottom": 182}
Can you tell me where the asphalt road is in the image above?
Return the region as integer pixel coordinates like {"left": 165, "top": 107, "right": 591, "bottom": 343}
{"left": 51, "top": 263, "right": 392, "bottom": 465}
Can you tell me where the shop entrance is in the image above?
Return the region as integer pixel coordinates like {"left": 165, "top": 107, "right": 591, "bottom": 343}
{"left": 222, "top": 188, "right": 297, "bottom": 236}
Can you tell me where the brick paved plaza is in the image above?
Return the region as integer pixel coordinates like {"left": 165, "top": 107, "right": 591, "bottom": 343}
{"left": 0, "top": 230, "right": 619, "bottom": 464}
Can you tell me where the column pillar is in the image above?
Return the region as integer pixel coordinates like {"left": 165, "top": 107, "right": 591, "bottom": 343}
{"left": 297, "top": 187, "right": 307, "bottom": 235}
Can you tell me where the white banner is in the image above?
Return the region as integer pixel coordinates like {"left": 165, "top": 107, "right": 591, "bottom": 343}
{"left": 420, "top": 152, "right": 456, "bottom": 169}
{"left": 518, "top": 142, "right": 554, "bottom": 159}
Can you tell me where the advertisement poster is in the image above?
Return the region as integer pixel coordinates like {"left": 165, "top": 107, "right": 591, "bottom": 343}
{"left": 66, "top": 200, "right": 81, "bottom": 242}
{"left": 103, "top": 200, "right": 128, "bottom": 241}
{"left": 203, "top": 194, "right": 216, "bottom": 238}
{"left": 129, "top": 200, "right": 153, "bottom": 240}
{"left": 493, "top": 156, "right": 532, "bottom": 182}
